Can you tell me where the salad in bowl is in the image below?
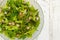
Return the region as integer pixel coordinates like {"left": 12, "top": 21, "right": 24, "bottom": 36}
{"left": 0, "top": 0, "right": 44, "bottom": 40}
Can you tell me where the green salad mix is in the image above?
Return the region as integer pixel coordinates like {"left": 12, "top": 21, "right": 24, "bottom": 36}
{"left": 0, "top": 0, "right": 40, "bottom": 39}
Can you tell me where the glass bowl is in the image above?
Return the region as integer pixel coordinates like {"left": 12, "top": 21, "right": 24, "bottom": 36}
{"left": 0, "top": 0, "right": 44, "bottom": 40}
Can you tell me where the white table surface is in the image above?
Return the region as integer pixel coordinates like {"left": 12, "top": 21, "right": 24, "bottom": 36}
{"left": 53, "top": 0, "right": 60, "bottom": 40}
{"left": 38, "top": 0, "right": 60, "bottom": 40}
